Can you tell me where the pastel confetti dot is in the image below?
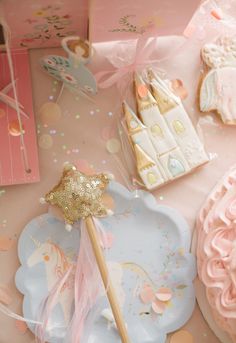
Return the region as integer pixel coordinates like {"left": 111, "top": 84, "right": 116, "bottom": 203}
{"left": 108, "top": 111, "right": 113, "bottom": 116}
{"left": 15, "top": 320, "right": 28, "bottom": 334}
{"left": 90, "top": 110, "right": 95, "bottom": 115}
{"left": 62, "top": 145, "right": 67, "bottom": 150}
{"left": 96, "top": 109, "right": 100, "bottom": 112}
{"left": 0, "top": 189, "right": 6, "bottom": 197}
{"left": 140, "top": 284, "right": 155, "bottom": 303}
{"left": 171, "top": 79, "right": 188, "bottom": 100}
{"left": 8, "top": 120, "right": 24, "bottom": 136}
{"left": 0, "top": 108, "right": 6, "bottom": 118}
{"left": 0, "top": 236, "right": 14, "bottom": 251}
{"left": 211, "top": 9, "right": 222, "bottom": 20}
{"left": 75, "top": 114, "right": 80, "bottom": 119}
{"left": 38, "top": 134, "right": 53, "bottom": 149}
{"left": 170, "top": 330, "right": 194, "bottom": 343}
{"left": 106, "top": 138, "right": 121, "bottom": 154}
{"left": 39, "top": 102, "right": 61, "bottom": 126}
{"left": 152, "top": 299, "right": 166, "bottom": 314}
{"left": 159, "top": 196, "right": 164, "bottom": 200}
{"left": 49, "top": 95, "right": 54, "bottom": 100}
{"left": 155, "top": 287, "right": 172, "bottom": 302}
{"left": 138, "top": 84, "right": 148, "bottom": 98}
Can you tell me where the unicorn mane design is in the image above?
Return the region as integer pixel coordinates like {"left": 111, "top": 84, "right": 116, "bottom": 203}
{"left": 28, "top": 237, "right": 75, "bottom": 324}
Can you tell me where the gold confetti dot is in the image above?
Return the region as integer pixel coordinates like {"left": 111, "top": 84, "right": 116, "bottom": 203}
{"left": 39, "top": 102, "right": 61, "bottom": 126}
{"left": 170, "top": 330, "right": 194, "bottom": 343}
{"left": 106, "top": 138, "right": 121, "bottom": 154}
{"left": 38, "top": 134, "right": 53, "bottom": 149}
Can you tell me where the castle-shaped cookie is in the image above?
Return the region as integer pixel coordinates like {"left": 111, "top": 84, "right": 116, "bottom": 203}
{"left": 124, "top": 71, "right": 208, "bottom": 190}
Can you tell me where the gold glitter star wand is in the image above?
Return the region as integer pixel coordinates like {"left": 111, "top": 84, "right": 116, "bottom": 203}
{"left": 41, "top": 163, "right": 131, "bottom": 343}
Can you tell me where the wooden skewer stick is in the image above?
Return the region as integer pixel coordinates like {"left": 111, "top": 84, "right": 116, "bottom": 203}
{"left": 85, "top": 216, "right": 131, "bottom": 343}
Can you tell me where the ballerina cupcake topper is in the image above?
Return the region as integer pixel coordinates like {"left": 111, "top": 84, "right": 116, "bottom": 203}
{"left": 41, "top": 36, "right": 97, "bottom": 100}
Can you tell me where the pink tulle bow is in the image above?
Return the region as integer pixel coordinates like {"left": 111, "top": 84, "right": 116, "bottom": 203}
{"left": 95, "top": 31, "right": 158, "bottom": 89}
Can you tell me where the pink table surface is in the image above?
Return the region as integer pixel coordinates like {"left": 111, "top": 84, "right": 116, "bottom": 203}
{"left": 1, "top": 35, "right": 236, "bottom": 342}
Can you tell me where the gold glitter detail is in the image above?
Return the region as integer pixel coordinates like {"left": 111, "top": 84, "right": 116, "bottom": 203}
{"left": 134, "top": 144, "right": 156, "bottom": 171}
{"left": 45, "top": 164, "right": 109, "bottom": 224}
{"left": 150, "top": 81, "right": 177, "bottom": 114}
{"left": 123, "top": 101, "right": 146, "bottom": 134}
{"left": 134, "top": 72, "right": 157, "bottom": 112}
{"left": 147, "top": 68, "right": 156, "bottom": 82}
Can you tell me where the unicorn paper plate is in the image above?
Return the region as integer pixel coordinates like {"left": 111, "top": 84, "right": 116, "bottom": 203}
{"left": 15, "top": 181, "right": 196, "bottom": 343}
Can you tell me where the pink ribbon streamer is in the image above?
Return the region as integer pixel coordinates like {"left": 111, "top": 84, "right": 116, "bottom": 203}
{"left": 35, "top": 265, "right": 74, "bottom": 343}
{"left": 95, "top": 32, "right": 158, "bottom": 89}
{"left": 33, "top": 218, "right": 109, "bottom": 343}
{"left": 67, "top": 217, "right": 108, "bottom": 343}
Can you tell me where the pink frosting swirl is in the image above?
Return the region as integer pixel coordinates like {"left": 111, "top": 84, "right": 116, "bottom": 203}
{"left": 197, "top": 166, "right": 236, "bottom": 341}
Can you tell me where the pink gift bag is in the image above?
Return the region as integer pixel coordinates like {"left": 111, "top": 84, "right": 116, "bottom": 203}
{"left": 0, "top": 49, "right": 40, "bottom": 186}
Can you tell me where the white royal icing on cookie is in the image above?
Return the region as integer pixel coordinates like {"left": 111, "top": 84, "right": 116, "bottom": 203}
{"left": 124, "top": 72, "right": 209, "bottom": 191}
{"left": 201, "top": 36, "right": 236, "bottom": 69}
{"left": 200, "top": 67, "right": 236, "bottom": 124}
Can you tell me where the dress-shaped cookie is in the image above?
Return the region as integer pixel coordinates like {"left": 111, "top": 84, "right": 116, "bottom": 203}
{"left": 200, "top": 36, "right": 236, "bottom": 125}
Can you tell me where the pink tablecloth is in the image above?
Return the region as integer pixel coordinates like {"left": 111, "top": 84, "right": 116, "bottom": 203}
{"left": 1, "top": 35, "right": 236, "bottom": 342}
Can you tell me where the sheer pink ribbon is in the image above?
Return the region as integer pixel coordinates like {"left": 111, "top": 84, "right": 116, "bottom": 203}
{"left": 67, "top": 217, "right": 108, "bottom": 343}
{"left": 34, "top": 218, "right": 108, "bottom": 343}
{"left": 95, "top": 32, "right": 158, "bottom": 90}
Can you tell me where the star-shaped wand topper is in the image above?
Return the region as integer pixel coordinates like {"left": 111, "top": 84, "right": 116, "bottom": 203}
{"left": 41, "top": 163, "right": 110, "bottom": 230}
{"left": 40, "top": 163, "right": 131, "bottom": 343}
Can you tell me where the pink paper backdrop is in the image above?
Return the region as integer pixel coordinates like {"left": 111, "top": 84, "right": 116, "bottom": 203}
{"left": 0, "top": 0, "right": 88, "bottom": 49}
{"left": 90, "top": 0, "right": 201, "bottom": 42}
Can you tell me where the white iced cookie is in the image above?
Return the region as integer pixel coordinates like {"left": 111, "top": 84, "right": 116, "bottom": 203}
{"left": 123, "top": 72, "right": 208, "bottom": 191}
{"left": 200, "top": 36, "right": 236, "bottom": 125}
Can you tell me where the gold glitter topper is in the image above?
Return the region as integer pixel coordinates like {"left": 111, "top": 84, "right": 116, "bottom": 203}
{"left": 44, "top": 163, "right": 110, "bottom": 225}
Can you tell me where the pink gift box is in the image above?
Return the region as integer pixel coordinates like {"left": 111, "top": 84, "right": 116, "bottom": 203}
{"left": 0, "top": 0, "right": 88, "bottom": 49}
{"left": 89, "top": 0, "right": 200, "bottom": 43}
